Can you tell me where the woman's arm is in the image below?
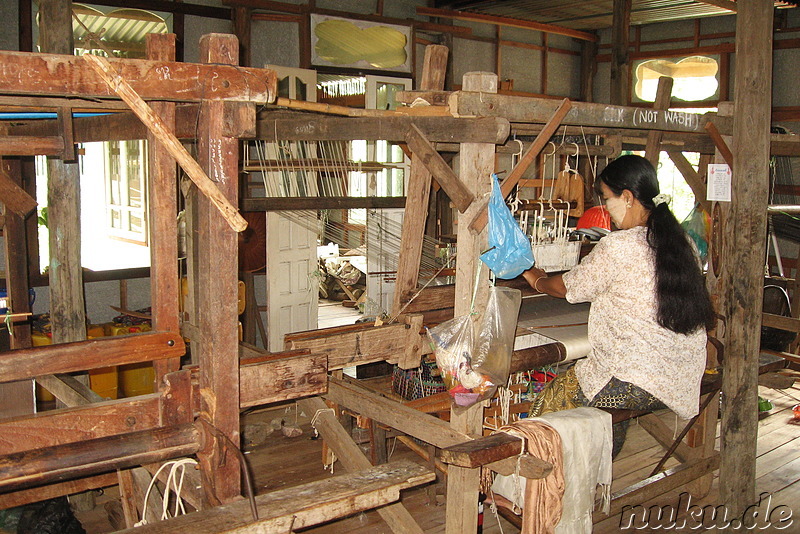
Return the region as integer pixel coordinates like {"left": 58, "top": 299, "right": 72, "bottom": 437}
{"left": 522, "top": 267, "right": 567, "bottom": 299}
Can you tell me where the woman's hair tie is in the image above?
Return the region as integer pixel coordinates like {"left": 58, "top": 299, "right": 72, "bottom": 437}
{"left": 652, "top": 193, "right": 671, "bottom": 207}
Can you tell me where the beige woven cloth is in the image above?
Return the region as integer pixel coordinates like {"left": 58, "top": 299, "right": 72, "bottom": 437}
{"left": 499, "top": 420, "right": 565, "bottom": 534}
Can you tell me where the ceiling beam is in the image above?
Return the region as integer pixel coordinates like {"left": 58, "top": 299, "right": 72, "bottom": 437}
{"left": 417, "top": 6, "right": 598, "bottom": 42}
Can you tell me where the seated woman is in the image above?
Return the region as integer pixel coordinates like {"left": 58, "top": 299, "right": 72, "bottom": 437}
{"left": 522, "top": 154, "right": 714, "bottom": 456}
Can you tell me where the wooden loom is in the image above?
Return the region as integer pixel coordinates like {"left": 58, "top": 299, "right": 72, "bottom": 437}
{"left": 0, "top": 23, "right": 797, "bottom": 531}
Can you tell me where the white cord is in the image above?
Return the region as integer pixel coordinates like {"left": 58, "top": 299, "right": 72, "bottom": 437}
{"left": 134, "top": 458, "right": 199, "bottom": 527}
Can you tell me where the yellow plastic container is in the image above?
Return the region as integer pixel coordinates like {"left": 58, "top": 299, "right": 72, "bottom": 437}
{"left": 34, "top": 326, "right": 120, "bottom": 401}
{"left": 119, "top": 362, "right": 155, "bottom": 397}
{"left": 32, "top": 332, "right": 55, "bottom": 402}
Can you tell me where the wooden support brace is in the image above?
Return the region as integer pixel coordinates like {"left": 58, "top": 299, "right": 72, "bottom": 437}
{"left": 36, "top": 374, "right": 103, "bottom": 406}
{"left": 298, "top": 397, "right": 427, "bottom": 534}
{"left": 82, "top": 53, "right": 248, "bottom": 232}
{"left": 469, "top": 98, "right": 572, "bottom": 232}
{"left": 405, "top": 124, "right": 474, "bottom": 213}
{"left": 644, "top": 76, "right": 673, "bottom": 167}
{"left": 0, "top": 168, "right": 37, "bottom": 217}
{"left": 667, "top": 150, "right": 712, "bottom": 214}
{"left": 595, "top": 455, "right": 720, "bottom": 521}
{"left": 704, "top": 121, "right": 734, "bottom": 171}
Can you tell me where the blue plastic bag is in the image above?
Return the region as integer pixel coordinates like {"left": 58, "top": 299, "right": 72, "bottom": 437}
{"left": 480, "top": 174, "right": 535, "bottom": 279}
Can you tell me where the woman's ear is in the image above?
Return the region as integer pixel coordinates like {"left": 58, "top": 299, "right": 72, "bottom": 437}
{"left": 622, "top": 189, "right": 634, "bottom": 207}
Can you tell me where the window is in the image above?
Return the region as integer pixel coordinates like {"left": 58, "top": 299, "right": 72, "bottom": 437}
{"left": 105, "top": 140, "right": 148, "bottom": 244}
{"left": 633, "top": 55, "right": 719, "bottom": 103}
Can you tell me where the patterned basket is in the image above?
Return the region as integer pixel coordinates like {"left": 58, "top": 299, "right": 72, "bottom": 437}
{"left": 392, "top": 359, "right": 447, "bottom": 401}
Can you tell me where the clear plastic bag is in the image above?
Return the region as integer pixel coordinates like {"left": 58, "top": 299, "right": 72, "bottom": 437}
{"left": 427, "top": 286, "right": 522, "bottom": 407}
{"left": 681, "top": 205, "right": 711, "bottom": 264}
{"left": 480, "top": 174, "right": 535, "bottom": 279}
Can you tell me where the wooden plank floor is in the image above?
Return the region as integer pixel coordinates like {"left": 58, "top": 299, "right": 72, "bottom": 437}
{"left": 72, "top": 379, "right": 799, "bottom": 532}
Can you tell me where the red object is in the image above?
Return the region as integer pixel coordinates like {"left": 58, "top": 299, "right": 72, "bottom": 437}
{"left": 576, "top": 205, "right": 611, "bottom": 231}
{"left": 793, "top": 404, "right": 800, "bottom": 420}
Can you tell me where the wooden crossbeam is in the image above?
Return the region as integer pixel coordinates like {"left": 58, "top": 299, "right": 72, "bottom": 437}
{"left": 8, "top": 110, "right": 510, "bottom": 145}
{"left": 469, "top": 98, "right": 572, "bottom": 232}
{"left": 405, "top": 124, "right": 474, "bottom": 213}
{"left": 0, "top": 50, "right": 276, "bottom": 103}
{"left": 126, "top": 459, "right": 434, "bottom": 533}
{"left": 440, "top": 432, "right": 526, "bottom": 468}
{"left": 284, "top": 322, "right": 422, "bottom": 370}
{"left": 83, "top": 53, "right": 248, "bottom": 233}
{"left": 0, "top": 395, "right": 162, "bottom": 455}
{"left": 0, "top": 168, "right": 37, "bottom": 217}
{"left": 451, "top": 91, "right": 731, "bottom": 135}
{"left": 0, "top": 472, "right": 118, "bottom": 510}
{"left": 416, "top": 6, "right": 598, "bottom": 42}
{"left": 256, "top": 114, "right": 510, "bottom": 143}
{"left": 0, "top": 136, "right": 64, "bottom": 156}
{"left": 0, "top": 332, "right": 185, "bottom": 383}
{"left": 239, "top": 351, "right": 327, "bottom": 407}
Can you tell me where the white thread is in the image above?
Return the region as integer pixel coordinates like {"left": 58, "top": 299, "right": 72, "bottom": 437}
{"left": 310, "top": 408, "right": 336, "bottom": 437}
{"left": 133, "top": 458, "right": 198, "bottom": 527}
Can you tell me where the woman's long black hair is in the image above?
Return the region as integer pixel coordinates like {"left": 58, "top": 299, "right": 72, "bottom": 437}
{"left": 596, "top": 155, "right": 715, "bottom": 334}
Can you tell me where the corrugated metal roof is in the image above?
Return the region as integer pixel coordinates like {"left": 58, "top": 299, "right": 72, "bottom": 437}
{"left": 71, "top": 4, "right": 168, "bottom": 57}
{"left": 435, "top": 0, "right": 796, "bottom": 30}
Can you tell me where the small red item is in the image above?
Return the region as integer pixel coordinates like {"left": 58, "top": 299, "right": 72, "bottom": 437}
{"left": 576, "top": 205, "right": 611, "bottom": 231}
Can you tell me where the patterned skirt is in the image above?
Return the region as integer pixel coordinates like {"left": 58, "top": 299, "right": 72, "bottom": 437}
{"left": 529, "top": 367, "right": 665, "bottom": 456}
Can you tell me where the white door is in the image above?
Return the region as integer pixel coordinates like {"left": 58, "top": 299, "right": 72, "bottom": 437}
{"left": 361, "top": 76, "right": 411, "bottom": 317}
{"left": 265, "top": 212, "right": 319, "bottom": 351}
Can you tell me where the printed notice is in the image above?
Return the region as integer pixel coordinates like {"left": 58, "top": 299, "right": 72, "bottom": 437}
{"left": 707, "top": 164, "right": 731, "bottom": 202}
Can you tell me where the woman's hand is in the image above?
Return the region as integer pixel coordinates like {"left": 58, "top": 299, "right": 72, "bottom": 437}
{"left": 522, "top": 267, "right": 548, "bottom": 291}
{"left": 522, "top": 267, "right": 568, "bottom": 298}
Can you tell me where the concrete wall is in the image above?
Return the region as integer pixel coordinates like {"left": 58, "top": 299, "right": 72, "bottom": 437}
{"left": 0, "top": 2, "right": 19, "bottom": 52}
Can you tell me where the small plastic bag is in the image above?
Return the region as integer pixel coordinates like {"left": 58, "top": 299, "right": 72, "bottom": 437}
{"left": 427, "top": 286, "right": 522, "bottom": 407}
{"left": 481, "top": 174, "right": 535, "bottom": 279}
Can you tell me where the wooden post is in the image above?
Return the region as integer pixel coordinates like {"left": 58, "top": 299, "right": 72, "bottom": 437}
{"left": 146, "top": 34, "right": 182, "bottom": 387}
{"left": 391, "top": 45, "right": 449, "bottom": 319}
{"left": 194, "top": 33, "right": 242, "bottom": 505}
{"left": 719, "top": 0, "right": 773, "bottom": 515}
{"left": 644, "top": 76, "right": 673, "bottom": 166}
{"left": 445, "top": 71, "right": 496, "bottom": 534}
{"left": 232, "top": 7, "right": 252, "bottom": 67}
{"left": 580, "top": 39, "right": 598, "bottom": 103}
{"left": 39, "top": 0, "right": 87, "bottom": 348}
{"left": 610, "top": 0, "right": 632, "bottom": 106}
{"left": 0, "top": 158, "right": 35, "bottom": 419}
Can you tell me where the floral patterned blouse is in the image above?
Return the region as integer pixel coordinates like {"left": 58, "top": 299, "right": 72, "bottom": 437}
{"left": 561, "top": 226, "right": 707, "bottom": 419}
